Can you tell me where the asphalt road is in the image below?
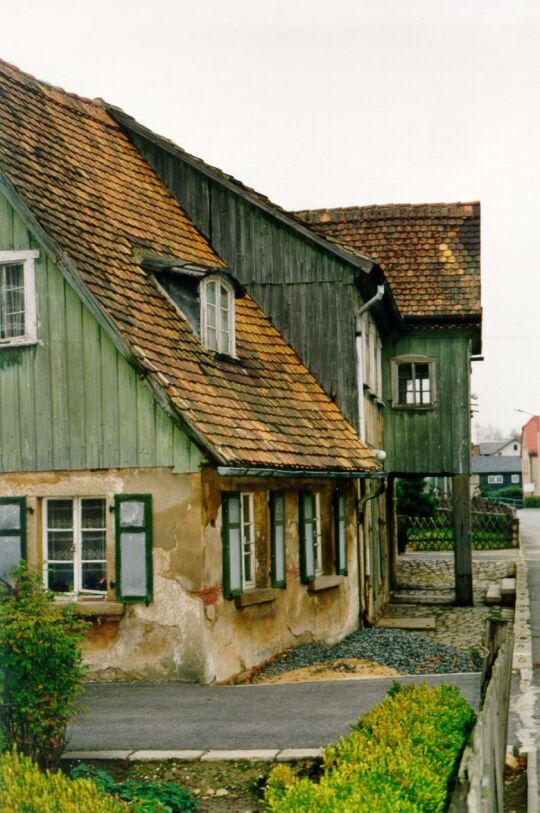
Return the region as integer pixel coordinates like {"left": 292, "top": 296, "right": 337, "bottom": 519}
{"left": 67, "top": 673, "right": 481, "bottom": 751}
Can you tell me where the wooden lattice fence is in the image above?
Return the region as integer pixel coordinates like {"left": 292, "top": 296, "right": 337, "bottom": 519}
{"left": 400, "top": 508, "right": 517, "bottom": 551}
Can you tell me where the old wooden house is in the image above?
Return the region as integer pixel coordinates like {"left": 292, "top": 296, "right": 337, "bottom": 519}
{"left": 295, "top": 205, "right": 482, "bottom": 601}
{"left": 0, "top": 61, "right": 385, "bottom": 682}
{"left": 104, "top": 108, "right": 405, "bottom": 621}
{"left": 106, "top": 106, "right": 482, "bottom": 604}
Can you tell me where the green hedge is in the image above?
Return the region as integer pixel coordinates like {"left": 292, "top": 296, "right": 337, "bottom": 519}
{"left": 266, "top": 682, "right": 475, "bottom": 812}
{"left": 524, "top": 496, "right": 540, "bottom": 508}
{"left": 0, "top": 750, "right": 128, "bottom": 812}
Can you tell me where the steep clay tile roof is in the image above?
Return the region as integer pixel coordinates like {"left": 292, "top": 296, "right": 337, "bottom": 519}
{"left": 0, "top": 60, "right": 379, "bottom": 473}
{"left": 295, "top": 203, "right": 481, "bottom": 321}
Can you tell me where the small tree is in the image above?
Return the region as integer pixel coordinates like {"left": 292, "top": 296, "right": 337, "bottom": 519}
{"left": 396, "top": 477, "right": 437, "bottom": 517}
{"left": 0, "top": 564, "right": 89, "bottom": 771}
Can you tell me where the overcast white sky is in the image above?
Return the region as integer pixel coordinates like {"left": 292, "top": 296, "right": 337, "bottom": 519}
{"left": 2, "top": 0, "right": 539, "bottom": 439}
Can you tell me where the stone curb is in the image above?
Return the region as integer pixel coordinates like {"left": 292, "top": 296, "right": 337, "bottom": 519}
{"left": 62, "top": 748, "right": 323, "bottom": 762}
{"left": 513, "top": 554, "right": 538, "bottom": 813}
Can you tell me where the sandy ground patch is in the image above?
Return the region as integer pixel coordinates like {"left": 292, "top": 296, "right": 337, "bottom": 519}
{"left": 254, "top": 657, "right": 399, "bottom": 684}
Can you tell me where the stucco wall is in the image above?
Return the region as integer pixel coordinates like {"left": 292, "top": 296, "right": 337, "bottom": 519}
{"left": 200, "top": 469, "right": 362, "bottom": 684}
{"left": 1, "top": 466, "right": 381, "bottom": 684}
{"left": 0, "top": 467, "right": 207, "bottom": 681}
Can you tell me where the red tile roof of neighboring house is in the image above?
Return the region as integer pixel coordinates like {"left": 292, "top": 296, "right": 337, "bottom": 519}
{"left": 522, "top": 417, "right": 540, "bottom": 456}
{"left": 0, "top": 59, "right": 379, "bottom": 473}
{"left": 295, "top": 203, "right": 481, "bottom": 322}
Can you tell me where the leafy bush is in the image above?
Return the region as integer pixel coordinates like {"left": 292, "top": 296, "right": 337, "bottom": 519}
{"left": 265, "top": 682, "right": 475, "bottom": 812}
{"left": 70, "top": 763, "right": 199, "bottom": 812}
{"left": 0, "top": 750, "right": 128, "bottom": 812}
{"left": 396, "top": 477, "right": 437, "bottom": 517}
{"left": 489, "top": 486, "right": 523, "bottom": 499}
{"left": 0, "top": 565, "right": 89, "bottom": 771}
{"left": 524, "top": 496, "right": 540, "bottom": 508}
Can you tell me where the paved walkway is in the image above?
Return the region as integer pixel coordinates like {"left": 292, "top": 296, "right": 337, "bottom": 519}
{"left": 67, "top": 673, "right": 481, "bottom": 753}
{"left": 514, "top": 509, "right": 540, "bottom": 808}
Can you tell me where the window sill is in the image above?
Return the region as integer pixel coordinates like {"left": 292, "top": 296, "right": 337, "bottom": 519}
{"left": 58, "top": 599, "right": 126, "bottom": 618}
{"left": 391, "top": 404, "right": 437, "bottom": 411}
{"left": 0, "top": 338, "right": 38, "bottom": 349}
{"left": 235, "top": 588, "right": 279, "bottom": 608}
{"left": 308, "top": 575, "right": 344, "bottom": 592}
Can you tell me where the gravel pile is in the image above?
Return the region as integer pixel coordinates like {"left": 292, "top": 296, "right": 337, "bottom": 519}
{"left": 255, "top": 628, "right": 482, "bottom": 679}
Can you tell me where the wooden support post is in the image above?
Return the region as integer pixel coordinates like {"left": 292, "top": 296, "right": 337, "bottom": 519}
{"left": 452, "top": 474, "right": 473, "bottom": 606}
{"left": 386, "top": 475, "right": 398, "bottom": 591}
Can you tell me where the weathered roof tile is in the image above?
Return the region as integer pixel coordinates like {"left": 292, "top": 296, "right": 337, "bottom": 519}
{"left": 0, "top": 60, "right": 379, "bottom": 473}
{"left": 295, "top": 203, "right": 481, "bottom": 321}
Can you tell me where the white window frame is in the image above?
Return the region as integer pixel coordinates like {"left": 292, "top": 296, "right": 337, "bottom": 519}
{"left": 42, "top": 497, "right": 108, "bottom": 596}
{"left": 511, "top": 474, "right": 520, "bottom": 484}
{"left": 487, "top": 475, "right": 504, "bottom": 485}
{"left": 390, "top": 354, "right": 437, "bottom": 409}
{"left": 0, "top": 250, "right": 39, "bottom": 347}
{"left": 200, "top": 274, "right": 236, "bottom": 356}
{"left": 240, "top": 492, "right": 256, "bottom": 589}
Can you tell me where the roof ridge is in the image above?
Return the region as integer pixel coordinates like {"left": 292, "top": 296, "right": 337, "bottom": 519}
{"left": 0, "top": 58, "right": 111, "bottom": 122}
{"left": 296, "top": 202, "right": 480, "bottom": 217}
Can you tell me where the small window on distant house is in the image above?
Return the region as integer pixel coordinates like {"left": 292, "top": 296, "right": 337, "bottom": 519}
{"left": 511, "top": 474, "right": 520, "bottom": 484}
{"left": 390, "top": 355, "right": 437, "bottom": 409}
{"left": 487, "top": 475, "right": 504, "bottom": 485}
{"left": 200, "top": 275, "right": 235, "bottom": 356}
{"left": 0, "top": 250, "right": 39, "bottom": 346}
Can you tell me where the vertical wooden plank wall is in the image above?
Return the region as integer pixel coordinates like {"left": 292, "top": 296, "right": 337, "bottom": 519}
{"left": 130, "top": 134, "right": 363, "bottom": 433}
{"left": 0, "top": 194, "right": 201, "bottom": 474}
{"left": 382, "top": 330, "right": 473, "bottom": 475}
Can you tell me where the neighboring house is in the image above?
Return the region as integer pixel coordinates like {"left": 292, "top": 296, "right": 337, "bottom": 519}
{"left": 522, "top": 417, "right": 540, "bottom": 496}
{"left": 296, "top": 204, "right": 482, "bottom": 603}
{"left": 475, "top": 439, "right": 521, "bottom": 457}
{"left": 470, "top": 457, "right": 522, "bottom": 495}
{"left": 0, "top": 60, "right": 383, "bottom": 682}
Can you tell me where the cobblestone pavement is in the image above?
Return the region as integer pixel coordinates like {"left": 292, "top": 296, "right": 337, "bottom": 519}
{"left": 390, "top": 554, "right": 517, "bottom": 654}
{"left": 397, "top": 555, "right": 516, "bottom": 590}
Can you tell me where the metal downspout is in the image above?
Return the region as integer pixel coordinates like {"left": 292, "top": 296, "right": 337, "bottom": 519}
{"left": 355, "top": 284, "right": 385, "bottom": 623}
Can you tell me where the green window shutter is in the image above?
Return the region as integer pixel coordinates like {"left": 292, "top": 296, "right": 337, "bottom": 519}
{"left": 114, "top": 494, "right": 153, "bottom": 604}
{"left": 222, "top": 492, "right": 243, "bottom": 598}
{"left": 334, "top": 493, "right": 348, "bottom": 576}
{"left": 270, "top": 491, "right": 286, "bottom": 588}
{"left": 299, "top": 491, "right": 315, "bottom": 584}
{"left": 0, "top": 497, "right": 27, "bottom": 581}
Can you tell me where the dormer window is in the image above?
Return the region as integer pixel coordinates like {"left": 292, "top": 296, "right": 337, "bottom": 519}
{"left": 0, "top": 250, "right": 39, "bottom": 347}
{"left": 200, "top": 275, "right": 235, "bottom": 356}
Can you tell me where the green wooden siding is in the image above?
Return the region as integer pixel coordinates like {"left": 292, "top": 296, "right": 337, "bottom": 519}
{"left": 129, "top": 134, "right": 363, "bottom": 430}
{"left": 382, "top": 331, "right": 472, "bottom": 475}
{"left": 0, "top": 193, "right": 202, "bottom": 474}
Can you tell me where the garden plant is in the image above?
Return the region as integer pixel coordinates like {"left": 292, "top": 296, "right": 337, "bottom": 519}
{"left": 0, "top": 564, "right": 89, "bottom": 770}
{"left": 265, "top": 682, "right": 475, "bottom": 811}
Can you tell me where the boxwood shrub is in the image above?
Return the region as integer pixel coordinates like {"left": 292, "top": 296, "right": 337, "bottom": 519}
{"left": 266, "top": 682, "right": 475, "bottom": 812}
{"left": 0, "top": 750, "right": 128, "bottom": 812}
